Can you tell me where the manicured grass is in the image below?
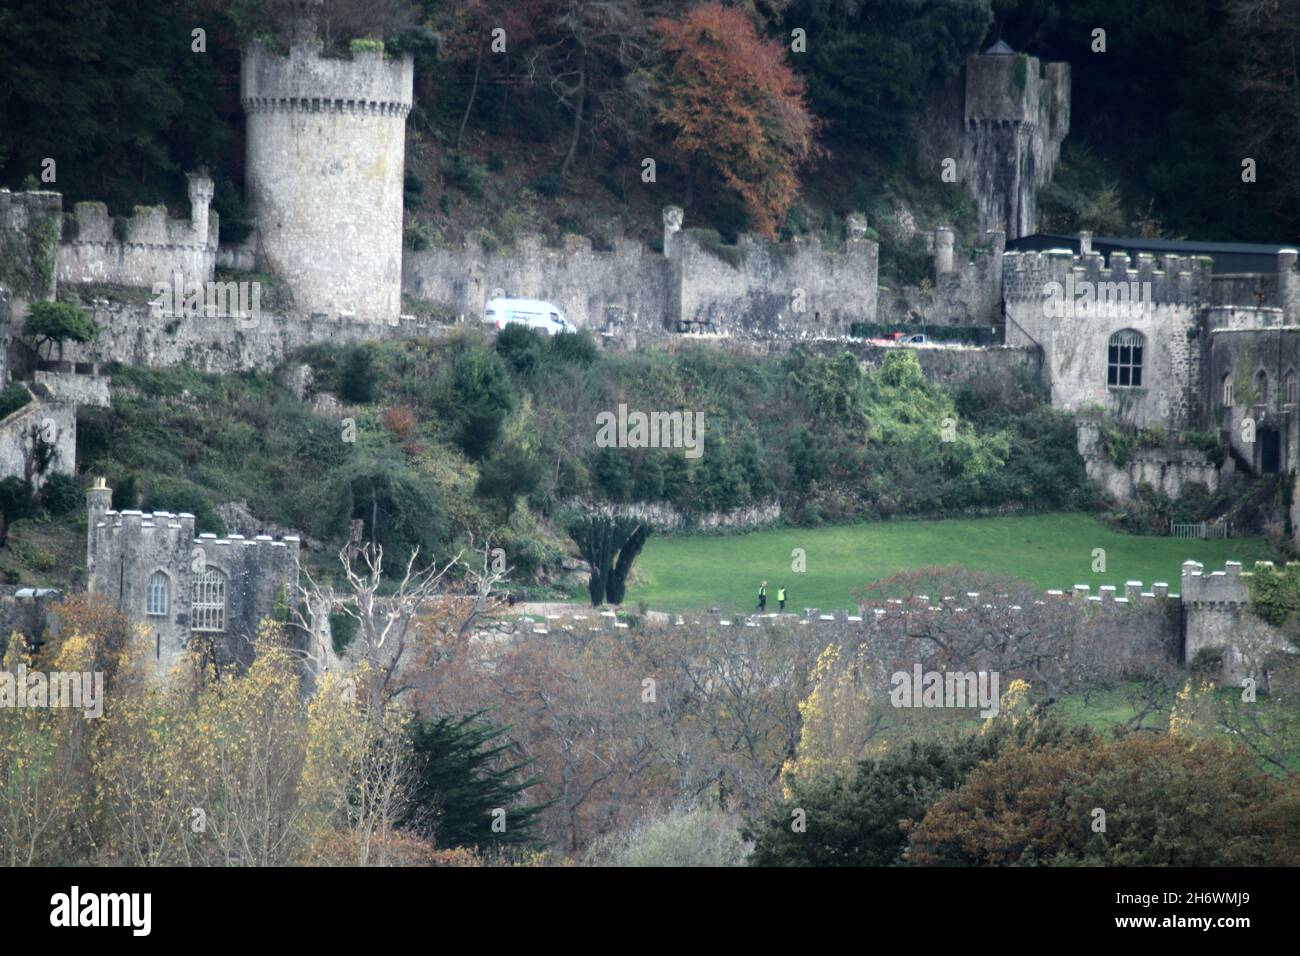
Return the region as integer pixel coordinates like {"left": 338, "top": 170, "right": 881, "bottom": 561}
{"left": 631, "top": 512, "right": 1278, "bottom": 612}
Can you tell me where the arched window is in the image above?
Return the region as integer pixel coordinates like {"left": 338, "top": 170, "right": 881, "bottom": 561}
{"left": 1223, "top": 374, "right": 1234, "bottom": 407}
{"left": 192, "top": 568, "right": 227, "bottom": 633}
{"left": 1255, "top": 369, "right": 1269, "bottom": 405}
{"left": 146, "top": 571, "right": 169, "bottom": 616}
{"left": 1107, "top": 330, "right": 1144, "bottom": 388}
{"left": 1286, "top": 369, "right": 1297, "bottom": 405}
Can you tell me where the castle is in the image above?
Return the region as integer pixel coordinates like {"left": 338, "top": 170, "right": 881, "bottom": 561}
{"left": 0, "top": 32, "right": 1296, "bottom": 682}
{"left": 84, "top": 478, "right": 300, "bottom": 680}
{"left": 1004, "top": 236, "right": 1300, "bottom": 514}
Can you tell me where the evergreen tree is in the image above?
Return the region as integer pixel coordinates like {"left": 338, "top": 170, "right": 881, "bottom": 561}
{"left": 409, "top": 713, "right": 549, "bottom": 851}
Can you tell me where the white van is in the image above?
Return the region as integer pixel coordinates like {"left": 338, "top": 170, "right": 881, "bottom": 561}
{"left": 482, "top": 298, "right": 572, "bottom": 336}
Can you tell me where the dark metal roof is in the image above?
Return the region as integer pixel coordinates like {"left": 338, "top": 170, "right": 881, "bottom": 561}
{"left": 1006, "top": 233, "right": 1296, "bottom": 274}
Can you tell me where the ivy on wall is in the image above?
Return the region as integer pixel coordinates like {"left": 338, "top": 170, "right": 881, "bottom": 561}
{"left": 0, "top": 211, "right": 58, "bottom": 299}
{"left": 1247, "top": 563, "right": 1300, "bottom": 647}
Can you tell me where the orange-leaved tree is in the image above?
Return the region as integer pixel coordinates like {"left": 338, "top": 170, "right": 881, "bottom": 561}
{"left": 653, "top": 4, "right": 820, "bottom": 238}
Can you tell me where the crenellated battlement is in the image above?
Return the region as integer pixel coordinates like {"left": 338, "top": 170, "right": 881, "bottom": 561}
{"left": 93, "top": 509, "right": 300, "bottom": 554}
{"left": 1179, "top": 558, "right": 1289, "bottom": 606}
{"left": 62, "top": 201, "right": 215, "bottom": 251}
{"left": 241, "top": 43, "right": 414, "bottom": 115}
{"left": 1002, "top": 248, "right": 1213, "bottom": 309}
{"left": 501, "top": 577, "right": 1185, "bottom": 637}
{"left": 497, "top": 562, "right": 1284, "bottom": 688}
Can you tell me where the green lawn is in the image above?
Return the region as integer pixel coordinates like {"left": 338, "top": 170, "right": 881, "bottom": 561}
{"left": 631, "top": 512, "right": 1278, "bottom": 612}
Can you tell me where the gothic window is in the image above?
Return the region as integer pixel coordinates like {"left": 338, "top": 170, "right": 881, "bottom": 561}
{"left": 1223, "top": 374, "right": 1234, "bottom": 407}
{"left": 192, "top": 568, "right": 227, "bottom": 633}
{"left": 1107, "top": 330, "right": 1144, "bottom": 388}
{"left": 1286, "top": 369, "right": 1297, "bottom": 405}
{"left": 146, "top": 571, "right": 169, "bottom": 616}
{"left": 1255, "top": 369, "right": 1269, "bottom": 405}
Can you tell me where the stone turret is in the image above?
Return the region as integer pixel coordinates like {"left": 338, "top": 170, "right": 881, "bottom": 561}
{"left": 187, "top": 171, "right": 214, "bottom": 247}
{"left": 240, "top": 33, "right": 414, "bottom": 321}
{"left": 85, "top": 476, "right": 112, "bottom": 572}
{"left": 960, "top": 45, "right": 1070, "bottom": 238}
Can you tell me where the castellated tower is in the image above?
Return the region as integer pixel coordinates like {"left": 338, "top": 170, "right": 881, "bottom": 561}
{"left": 240, "top": 32, "right": 413, "bottom": 321}
{"left": 85, "top": 479, "right": 301, "bottom": 682}
{"left": 960, "top": 44, "right": 1070, "bottom": 239}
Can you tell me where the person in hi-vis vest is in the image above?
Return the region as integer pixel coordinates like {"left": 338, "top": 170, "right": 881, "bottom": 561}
{"left": 778, "top": 586, "right": 786, "bottom": 611}
{"left": 756, "top": 581, "right": 767, "bottom": 611}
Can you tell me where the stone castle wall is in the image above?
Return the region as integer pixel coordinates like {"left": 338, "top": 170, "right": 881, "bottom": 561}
{"left": 503, "top": 561, "right": 1288, "bottom": 689}
{"left": 403, "top": 221, "right": 882, "bottom": 339}
{"left": 0, "top": 190, "right": 62, "bottom": 301}
{"left": 3, "top": 175, "right": 217, "bottom": 301}
{"left": 1003, "top": 248, "right": 1214, "bottom": 430}
{"left": 878, "top": 227, "right": 1005, "bottom": 327}
{"left": 44, "top": 297, "right": 448, "bottom": 374}
{"left": 87, "top": 483, "right": 300, "bottom": 681}
{"left": 1181, "top": 560, "right": 1294, "bottom": 684}
{"left": 1075, "top": 419, "right": 1222, "bottom": 502}
{"left": 404, "top": 234, "right": 672, "bottom": 335}
{"left": 672, "top": 231, "right": 879, "bottom": 336}
{"left": 57, "top": 171, "right": 217, "bottom": 288}
{"left": 0, "top": 392, "right": 76, "bottom": 489}
{"left": 241, "top": 42, "right": 413, "bottom": 322}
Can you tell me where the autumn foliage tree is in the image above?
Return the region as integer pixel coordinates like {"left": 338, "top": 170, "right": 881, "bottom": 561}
{"left": 653, "top": 4, "right": 820, "bottom": 237}
{"left": 907, "top": 734, "right": 1300, "bottom": 867}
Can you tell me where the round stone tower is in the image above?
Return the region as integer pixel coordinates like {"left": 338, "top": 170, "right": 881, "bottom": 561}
{"left": 240, "top": 21, "right": 413, "bottom": 321}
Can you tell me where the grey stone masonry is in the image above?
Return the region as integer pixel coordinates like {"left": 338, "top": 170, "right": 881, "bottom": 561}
{"left": 85, "top": 479, "right": 300, "bottom": 681}
{"left": 1181, "top": 560, "right": 1295, "bottom": 685}
{"left": 241, "top": 41, "right": 413, "bottom": 322}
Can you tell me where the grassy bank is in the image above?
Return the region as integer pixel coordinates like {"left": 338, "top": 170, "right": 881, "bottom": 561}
{"left": 631, "top": 512, "right": 1276, "bottom": 611}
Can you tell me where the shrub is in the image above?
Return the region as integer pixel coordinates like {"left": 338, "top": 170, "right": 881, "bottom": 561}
{"left": 588, "top": 807, "right": 751, "bottom": 867}
{"left": 548, "top": 329, "right": 598, "bottom": 365}
{"left": 329, "top": 611, "right": 358, "bottom": 655}
{"left": 40, "top": 473, "right": 82, "bottom": 515}
{"left": 495, "top": 324, "right": 546, "bottom": 374}
{"left": 532, "top": 172, "right": 563, "bottom": 197}
{"left": 338, "top": 345, "right": 378, "bottom": 404}
{"left": 0, "top": 383, "right": 31, "bottom": 420}
{"left": 444, "top": 153, "right": 487, "bottom": 197}
{"left": 450, "top": 347, "right": 515, "bottom": 459}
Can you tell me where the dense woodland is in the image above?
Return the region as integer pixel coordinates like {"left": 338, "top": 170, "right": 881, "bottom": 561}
{"left": 1, "top": 0, "right": 1295, "bottom": 252}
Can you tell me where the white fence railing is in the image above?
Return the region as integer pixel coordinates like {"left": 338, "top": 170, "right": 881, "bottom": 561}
{"left": 1170, "top": 520, "right": 1230, "bottom": 539}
